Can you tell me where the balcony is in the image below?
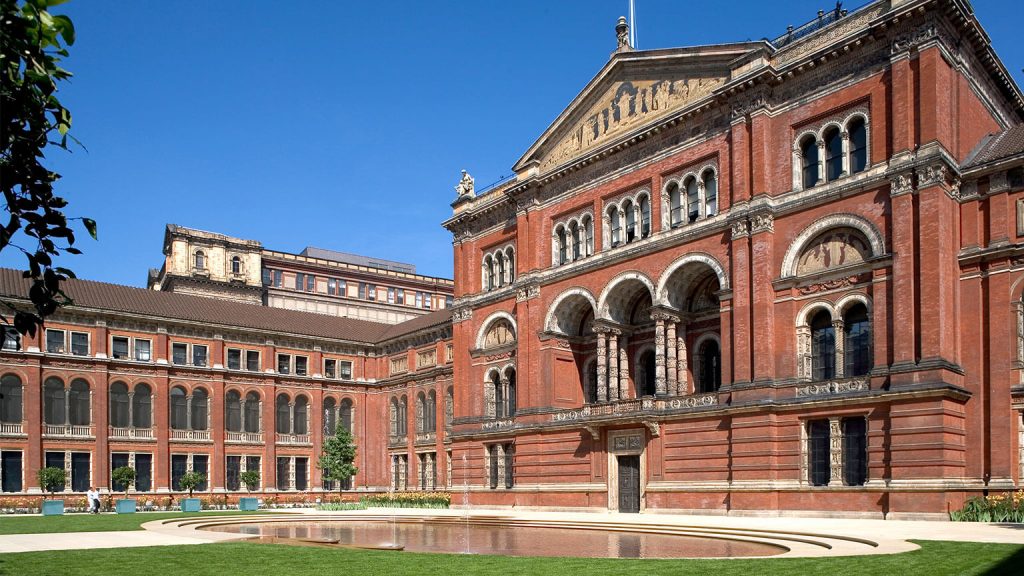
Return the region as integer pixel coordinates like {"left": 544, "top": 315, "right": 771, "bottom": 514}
{"left": 108, "top": 427, "right": 154, "bottom": 440}
{"left": 275, "top": 433, "right": 310, "bottom": 445}
{"left": 169, "top": 429, "right": 211, "bottom": 442}
{"left": 0, "top": 422, "right": 24, "bottom": 436}
{"left": 43, "top": 424, "right": 94, "bottom": 438}
{"left": 226, "top": 431, "right": 263, "bottom": 444}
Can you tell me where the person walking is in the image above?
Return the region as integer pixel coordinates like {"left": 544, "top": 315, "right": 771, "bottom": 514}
{"left": 86, "top": 487, "right": 100, "bottom": 514}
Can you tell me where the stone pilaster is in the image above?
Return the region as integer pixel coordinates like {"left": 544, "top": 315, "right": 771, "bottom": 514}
{"left": 596, "top": 328, "right": 608, "bottom": 402}
{"left": 832, "top": 319, "right": 846, "bottom": 379}
{"left": 676, "top": 322, "right": 688, "bottom": 395}
{"left": 666, "top": 321, "right": 677, "bottom": 395}
{"left": 653, "top": 315, "right": 667, "bottom": 396}
{"left": 618, "top": 337, "right": 629, "bottom": 399}
{"left": 829, "top": 417, "right": 843, "bottom": 485}
{"left": 608, "top": 331, "right": 620, "bottom": 402}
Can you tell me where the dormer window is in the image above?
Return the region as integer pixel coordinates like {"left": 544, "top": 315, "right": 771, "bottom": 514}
{"left": 231, "top": 256, "right": 241, "bottom": 274}
{"left": 194, "top": 250, "right": 206, "bottom": 270}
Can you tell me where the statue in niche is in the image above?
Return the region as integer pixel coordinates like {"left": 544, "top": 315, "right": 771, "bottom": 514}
{"left": 797, "top": 228, "right": 871, "bottom": 275}
{"left": 455, "top": 170, "right": 475, "bottom": 198}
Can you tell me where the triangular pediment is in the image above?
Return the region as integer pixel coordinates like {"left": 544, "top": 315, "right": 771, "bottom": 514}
{"left": 515, "top": 46, "right": 757, "bottom": 174}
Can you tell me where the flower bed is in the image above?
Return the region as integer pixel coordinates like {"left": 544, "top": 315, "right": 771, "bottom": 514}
{"left": 951, "top": 491, "right": 1024, "bottom": 522}
{"left": 362, "top": 492, "right": 451, "bottom": 509}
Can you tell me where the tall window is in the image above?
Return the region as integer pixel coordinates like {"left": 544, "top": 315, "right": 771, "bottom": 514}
{"left": 703, "top": 171, "right": 718, "bottom": 217}
{"left": 609, "top": 207, "right": 621, "bottom": 247}
{"left": 226, "top": 455, "right": 241, "bottom": 491}
{"left": 484, "top": 256, "right": 495, "bottom": 290}
{"left": 135, "top": 453, "right": 152, "bottom": 492}
{"left": 810, "top": 310, "right": 835, "bottom": 381}
{"left": 496, "top": 252, "right": 507, "bottom": 286}
{"left": 583, "top": 216, "right": 594, "bottom": 256}
{"left": 426, "top": 391, "right": 436, "bottom": 432}
{"left": 340, "top": 399, "right": 353, "bottom": 434}
{"left": 170, "top": 386, "right": 188, "bottom": 429}
{"left": 638, "top": 350, "right": 656, "bottom": 397}
{"left": 0, "top": 375, "right": 22, "bottom": 424}
{"left": 1, "top": 451, "right": 22, "bottom": 492}
{"left": 569, "top": 221, "right": 581, "bottom": 260}
{"left": 842, "top": 417, "right": 868, "bottom": 486}
{"left": 294, "top": 396, "right": 308, "bottom": 435}
{"left": 697, "top": 340, "right": 721, "bottom": 393}
{"left": 191, "top": 388, "right": 208, "bottom": 430}
{"left": 194, "top": 251, "right": 205, "bottom": 270}
{"left": 109, "top": 382, "right": 129, "bottom": 428}
{"left": 133, "top": 383, "right": 152, "bottom": 428}
{"left": 399, "top": 397, "right": 408, "bottom": 436}
{"left": 686, "top": 177, "right": 699, "bottom": 223}
{"left": 277, "top": 457, "right": 290, "bottom": 490}
{"left": 584, "top": 360, "right": 598, "bottom": 404}
{"left": 843, "top": 303, "right": 871, "bottom": 377}
{"left": 849, "top": 117, "right": 867, "bottom": 174}
{"left": 43, "top": 377, "right": 65, "bottom": 424}
{"left": 323, "top": 397, "right": 337, "bottom": 435}
{"left": 231, "top": 256, "right": 241, "bottom": 274}
{"left": 801, "top": 136, "right": 819, "bottom": 188}
{"left": 668, "top": 182, "right": 683, "bottom": 227}
{"left": 225, "top": 390, "right": 242, "bottom": 432}
{"left": 556, "top": 226, "right": 568, "bottom": 265}
{"left": 276, "top": 394, "right": 290, "bottom": 434}
{"left": 639, "top": 195, "right": 651, "bottom": 238}
{"left": 244, "top": 392, "right": 260, "bottom": 433}
{"left": 623, "top": 199, "right": 636, "bottom": 242}
{"left": 68, "top": 379, "right": 90, "bottom": 425}
{"left": 807, "top": 419, "right": 830, "bottom": 486}
{"left": 824, "top": 126, "right": 843, "bottom": 181}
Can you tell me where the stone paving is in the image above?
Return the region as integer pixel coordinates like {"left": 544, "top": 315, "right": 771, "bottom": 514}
{"left": 1, "top": 508, "right": 1023, "bottom": 557}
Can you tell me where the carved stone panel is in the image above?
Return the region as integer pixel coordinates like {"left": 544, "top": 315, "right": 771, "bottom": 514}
{"left": 796, "top": 228, "right": 871, "bottom": 275}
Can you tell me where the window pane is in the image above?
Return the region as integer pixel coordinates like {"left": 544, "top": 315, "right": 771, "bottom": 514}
{"left": 244, "top": 394, "right": 261, "bottom": 433}
{"left": 71, "top": 452, "right": 90, "bottom": 492}
{"left": 811, "top": 311, "right": 835, "bottom": 381}
{"left": 325, "top": 359, "right": 336, "bottom": 379}
{"left": 171, "top": 455, "right": 188, "bottom": 491}
{"left": 306, "top": 275, "right": 314, "bottom": 292}
{"left": 273, "top": 270, "right": 282, "bottom": 287}
{"left": 802, "top": 137, "right": 820, "bottom": 188}
{"left": 808, "top": 419, "right": 830, "bottom": 486}
{"left": 44, "top": 379, "right": 66, "bottom": 425}
{"left": 46, "top": 330, "right": 65, "bottom": 353}
{"left": 295, "top": 356, "right": 307, "bottom": 376}
{"left": 133, "top": 384, "right": 152, "bottom": 428}
{"left": 227, "top": 349, "right": 241, "bottom": 370}
{"left": 277, "top": 355, "right": 290, "bottom": 374}
{"left": 295, "top": 273, "right": 304, "bottom": 290}
{"left": 45, "top": 452, "right": 66, "bottom": 491}
{"left": 844, "top": 304, "right": 872, "bottom": 377}
{"left": 135, "top": 454, "right": 152, "bottom": 492}
{"left": 170, "top": 388, "right": 188, "bottom": 429}
{"left": 339, "top": 361, "right": 352, "bottom": 379}
{"left": 134, "top": 339, "right": 151, "bottom": 361}
{"left": 191, "top": 390, "right": 208, "bottom": 430}
{"left": 192, "top": 345, "right": 208, "bottom": 367}
{"left": 276, "top": 395, "right": 290, "bottom": 434}
{"left": 686, "top": 180, "right": 699, "bottom": 222}
{"left": 71, "top": 332, "right": 89, "bottom": 356}
{"left": 193, "top": 455, "right": 208, "bottom": 491}
{"left": 295, "top": 458, "right": 308, "bottom": 491}
{"left": 0, "top": 376, "right": 23, "bottom": 424}
{"left": 704, "top": 173, "right": 718, "bottom": 217}
{"left": 850, "top": 118, "right": 867, "bottom": 173}
{"left": 842, "top": 417, "right": 868, "bottom": 486}
{"left": 277, "top": 457, "right": 290, "bottom": 490}
{"left": 1, "top": 451, "right": 22, "bottom": 492}
{"left": 226, "top": 391, "right": 241, "bottom": 432}
{"left": 262, "top": 268, "right": 271, "bottom": 285}
{"left": 2, "top": 328, "right": 20, "bottom": 351}
{"left": 111, "top": 453, "right": 130, "bottom": 492}
{"left": 226, "top": 456, "right": 241, "bottom": 491}
{"left": 112, "top": 337, "right": 130, "bottom": 360}
{"left": 172, "top": 343, "right": 188, "bottom": 365}
{"left": 246, "top": 351, "right": 260, "bottom": 371}
{"left": 68, "top": 381, "right": 90, "bottom": 426}
{"left": 109, "top": 383, "right": 129, "bottom": 428}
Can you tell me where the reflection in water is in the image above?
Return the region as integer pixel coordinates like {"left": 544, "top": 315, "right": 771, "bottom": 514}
{"left": 208, "top": 521, "right": 783, "bottom": 559}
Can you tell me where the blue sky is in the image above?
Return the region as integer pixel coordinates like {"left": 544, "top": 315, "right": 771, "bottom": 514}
{"left": 4, "top": 1, "right": 1021, "bottom": 286}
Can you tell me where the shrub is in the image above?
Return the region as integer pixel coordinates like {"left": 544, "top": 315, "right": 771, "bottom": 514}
{"left": 951, "top": 491, "right": 1024, "bottom": 522}
{"left": 316, "top": 501, "right": 368, "bottom": 511}
{"left": 240, "top": 470, "right": 260, "bottom": 492}
{"left": 363, "top": 492, "right": 450, "bottom": 509}
{"left": 178, "top": 472, "right": 206, "bottom": 497}
{"left": 111, "top": 466, "right": 136, "bottom": 497}
{"left": 37, "top": 467, "right": 65, "bottom": 495}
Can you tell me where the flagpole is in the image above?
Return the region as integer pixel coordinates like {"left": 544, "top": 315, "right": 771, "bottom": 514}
{"left": 629, "top": 0, "right": 637, "bottom": 48}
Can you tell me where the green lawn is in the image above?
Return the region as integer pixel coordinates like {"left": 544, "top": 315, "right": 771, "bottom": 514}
{"left": 0, "top": 510, "right": 274, "bottom": 535}
{"left": 0, "top": 540, "right": 1022, "bottom": 576}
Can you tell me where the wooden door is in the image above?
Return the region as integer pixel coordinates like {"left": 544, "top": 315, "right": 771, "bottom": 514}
{"left": 617, "top": 455, "right": 640, "bottom": 513}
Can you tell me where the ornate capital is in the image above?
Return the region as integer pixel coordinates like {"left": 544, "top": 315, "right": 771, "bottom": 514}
{"left": 888, "top": 171, "right": 915, "bottom": 197}
{"left": 515, "top": 284, "right": 540, "bottom": 302}
{"left": 730, "top": 219, "right": 750, "bottom": 240}
{"left": 890, "top": 22, "right": 938, "bottom": 56}
{"left": 750, "top": 212, "right": 774, "bottom": 235}
{"left": 451, "top": 307, "right": 473, "bottom": 323}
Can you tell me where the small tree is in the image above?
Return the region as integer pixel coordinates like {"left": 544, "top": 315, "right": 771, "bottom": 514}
{"left": 318, "top": 426, "right": 358, "bottom": 494}
{"left": 111, "top": 466, "right": 136, "bottom": 498}
{"left": 37, "top": 466, "right": 64, "bottom": 495}
{"left": 178, "top": 471, "right": 205, "bottom": 498}
{"left": 240, "top": 470, "right": 260, "bottom": 493}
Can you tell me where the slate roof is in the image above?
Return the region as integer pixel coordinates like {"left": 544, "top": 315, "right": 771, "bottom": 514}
{"left": 0, "top": 267, "right": 448, "bottom": 345}
{"left": 964, "top": 124, "right": 1024, "bottom": 169}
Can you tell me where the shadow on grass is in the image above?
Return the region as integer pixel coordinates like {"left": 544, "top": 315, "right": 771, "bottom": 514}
{"left": 983, "top": 545, "right": 1024, "bottom": 575}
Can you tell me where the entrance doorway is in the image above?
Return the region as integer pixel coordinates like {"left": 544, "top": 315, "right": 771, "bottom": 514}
{"left": 617, "top": 455, "right": 641, "bottom": 513}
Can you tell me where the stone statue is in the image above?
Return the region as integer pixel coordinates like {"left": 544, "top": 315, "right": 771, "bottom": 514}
{"left": 615, "top": 16, "right": 631, "bottom": 52}
{"left": 455, "top": 170, "right": 475, "bottom": 198}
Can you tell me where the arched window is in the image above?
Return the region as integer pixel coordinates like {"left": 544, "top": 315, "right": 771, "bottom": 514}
{"left": 43, "top": 377, "right": 65, "bottom": 425}
{"left": 844, "top": 303, "right": 871, "bottom": 377}
{"left": 444, "top": 388, "right": 454, "bottom": 429}
{"left": 225, "top": 390, "right": 242, "bottom": 432}
{"left": 427, "top": 390, "right": 437, "bottom": 432}
{"left": 169, "top": 386, "right": 188, "bottom": 430}
{"left": 0, "top": 374, "right": 22, "bottom": 424}
{"left": 389, "top": 398, "right": 399, "bottom": 436}
{"left": 668, "top": 182, "right": 683, "bottom": 227}
{"left": 323, "top": 397, "right": 337, "bottom": 436}
{"left": 801, "top": 136, "right": 820, "bottom": 188}
{"left": 416, "top": 392, "right": 426, "bottom": 433}
{"left": 505, "top": 368, "right": 516, "bottom": 418}
{"left": 849, "top": 117, "right": 867, "bottom": 174}
{"left": 569, "top": 221, "right": 581, "bottom": 261}
{"left": 496, "top": 252, "right": 506, "bottom": 287}
{"left": 244, "top": 392, "right": 260, "bottom": 433}
{"left": 623, "top": 199, "right": 636, "bottom": 243}
{"left": 582, "top": 216, "right": 594, "bottom": 256}
{"left": 703, "top": 171, "right": 718, "bottom": 217}
{"left": 133, "top": 383, "right": 151, "bottom": 428}
{"left": 584, "top": 360, "right": 598, "bottom": 404}
{"left": 810, "top": 310, "right": 835, "bottom": 381}
{"left": 639, "top": 195, "right": 651, "bottom": 238}
{"left": 190, "top": 388, "right": 208, "bottom": 431}
{"left": 483, "top": 256, "right": 495, "bottom": 290}
{"left": 609, "top": 206, "right": 622, "bottom": 247}
{"left": 685, "top": 177, "right": 700, "bottom": 223}
{"left": 638, "top": 350, "right": 657, "bottom": 397}
{"left": 340, "top": 398, "right": 353, "bottom": 434}
{"left": 109, "top": 382, "right": 129, "bottom": 428}
{"left": 194, "top": 250, "right": 205, "bottom": 270}
{"left": 490, "top": 371, "right": 503, "bottom": 418}
{"left": 294, "top": 396, "right": 308, "bottom": 435}
{"left": 398, "top": 396, "right": 408, "bottom": 436}
{"left": 68, "top": 379, "right": 90, "bottom": 425}
{"left": 697, "top": 340, "right": 721, "bottom": 393}
{"left": 275, "top": 394, "right": 290, "bottom": 434}
{"left": 824, "top": 127, "right": 843, "bottom": 181}
{"left": 231, "top": 255, "right": 241, "bottom": 274}
{"left": 556, "top": 225, "right": 568, "bottom": 265}
{"left": 505, "top": 248, "right": 515, "bottom": 283}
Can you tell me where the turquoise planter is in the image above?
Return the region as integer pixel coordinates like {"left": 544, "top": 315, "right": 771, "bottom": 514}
{"left": 180, "top": 498, "right": 202, "bottom": 512}
{"left": 238, "top": 497, "right": 258, "bottom": 511}
{"left": 115, "top": 499, "right": 136, "bottom": 514}
{"left": 41, "top": 500, "right": 64, "bottom": 516}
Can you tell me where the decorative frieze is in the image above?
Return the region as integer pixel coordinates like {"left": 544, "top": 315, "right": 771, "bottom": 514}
{"left": 730, "top": 219, "right": 750, "bottom": 240}
{"left": 750, "top": 212, "right": 774, "bottom": 234}
{"left": 888, "top": 171, "right": 915, "bottom": 196}
{"left": 797, "top": 276, "right": 859, "bottom": 295}
{"left": 515, "top": 284, "right": 540, "bottom": 302}
{"left": 481, "top": 419, "right": 515, "bottom": 431}
{"left": 451, "top": 307, "right": 473, "bottom": 323}
{"left": 795, "top": 378, "right": 869, "bottom": 398}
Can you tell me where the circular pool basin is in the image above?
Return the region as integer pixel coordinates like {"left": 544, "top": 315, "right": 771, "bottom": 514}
{"left": 205, "top": 519, "right": 786, "bottom": 559}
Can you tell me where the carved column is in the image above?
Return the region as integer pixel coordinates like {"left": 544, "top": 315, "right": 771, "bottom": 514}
{"left": 797, "top": 325, "right": 812, "bottom": 380}
{"left": 816, "top": 140, "right": 826, "bottom": 183}
{"left": 653, "top": 315, "right": 667, "bottom": 396}
{"left": 484, "top": 377, "right": 496, "bottom": 418}
{"left": 666, "top": 320, "right": 678, "bottom": 395}
{"left": 288, "top": 402, "right": 295, "bottom": 436}
{"left": 618, "top": 336, "right": 629, "bottom": 400}
{"left": 697, "top": 181, "right": 706, "bottom": 220}
{"left": 186, "top": 395, "right": 193, "bottom": 431}
{"left": 496, "top": 444, "right": 506, "bottom": 488}
{"left": 829, "top": 417, "right": 843, "bottom": 485}
{"left": 240, "top": 405, "right": 246, "bottom": 436}
{"left": 832, "top": 319, "right": 845, "bottom": 379}
{"left": 608, "top": 331, "right": 620, "bottom": 402}
{"left": 498, "top": 377, "right": 509, "bottom": 419}
{"left": 127, "top": 392, "right": 134, "bottom": 429}
{"left": 676, "top": 322, "right": 688, "bottom": 395}
{"left": 840, "top": 131, "right": 851, "bottom": 176}
{"left": 596, "top": 329, "right": 608, "bottom": 402}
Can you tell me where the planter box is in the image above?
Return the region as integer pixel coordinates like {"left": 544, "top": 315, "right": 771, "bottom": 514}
{"left": 42, "top": 500, "right": 64, "bottom": 516}
{"left": 180, "top": 498, "right": 202, "bottom": 513}
{"left": 238, "top": 497, "right": 259, "bottom": 511}
{"left": 116, "top": 499, "right": 137, "bottom": 514}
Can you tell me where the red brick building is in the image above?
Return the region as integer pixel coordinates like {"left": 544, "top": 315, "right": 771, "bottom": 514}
{"left": 1, "top": 0, "right": 1023, "bottom": 520}
{"left": 443, "top": 0, "right": 1024, "bottom": 518}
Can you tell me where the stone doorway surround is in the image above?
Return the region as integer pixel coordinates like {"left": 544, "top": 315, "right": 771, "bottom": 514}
{"left": 606, "top": 428, "right": 646, "bottom": 512}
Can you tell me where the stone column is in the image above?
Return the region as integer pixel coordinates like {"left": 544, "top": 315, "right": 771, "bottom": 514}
{"left": 833, "top": 319, "right": 845, "bottom": 379}
{"left": 499, "top": 377, "right": 509, "bottom": 419}
{"left": 618, "top": 336, "right": 629, "bottom": 400}
{"left": 496, "top": 444, "right": 506, "bottom": 488}
{"left": 816, "top": 141, "right": 826, "bottom": 183}
{"left": 596, "top": 328, "right": 608, "bottom": 402}
{"left": 608, "top": 331, "right": 620, "bottom": 402}
{"left": 288, "top": 402, "right": 295, "bottom": 436}
{"left": 127, "top": 392, "right": 134, "bottom": 429}
{"left": 186, "top": 395, "right": 192, "bottom": 432}
{"left": 676, "top": 322, "right": 688, "bottom": 395}
{"left": 840, "top": 131, "right": 851, "bottom": 176}
{"left": 829, "top": 417, "right": 843, "bottom": 486}
{"left": 697, "top": 181, "right": 706, "bottom": 220}
{"left": 666, "top": 321, "right": 678, "bottom": 395}
{"left": 653, "top": 315, "right": 667, "bottom": 396}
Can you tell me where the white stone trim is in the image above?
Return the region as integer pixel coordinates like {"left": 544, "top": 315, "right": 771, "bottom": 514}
{"left": 475, "top": 311, "right": 518, "bottom": 350}
{"left": 543, "top": 287, "right": 598, "bottom": 334}
{"left": 596, "top": 271, "right": 657, "bottom": 322}
{"left": 780, "top": 213, "right": 886, "bottom": 278}
{"left": 655, "top": 252, "right": 730, "bottom": 306}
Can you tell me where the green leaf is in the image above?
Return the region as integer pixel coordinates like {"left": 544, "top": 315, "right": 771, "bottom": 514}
{"left": 52, "top": 15, "right": 74, "bottom": 45}
{"left": 82, "top": 217, "right": 97, "bottom": 240}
